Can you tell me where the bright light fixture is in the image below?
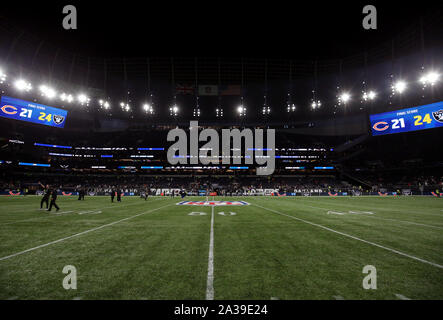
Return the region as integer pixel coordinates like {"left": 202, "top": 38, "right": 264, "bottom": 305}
{"left": 420, "top": 72, "right": 440, "bottom": 86}
{"left": 39, "top": 85, "right": 57, "bottom": 99}
{"left": 0, "top": 68, "right": 6, "bottom": 83}
{"left": 14, "top": 79, "right": 32, "bottom": 92}
{"left": 392, "top": 80, "right": 407, "bottom": 94}
{"left": 339, "top": 92, "right": 351, "bottom": 104}
{"left": 363, "top": 90, "right": 377, "bottom": 101}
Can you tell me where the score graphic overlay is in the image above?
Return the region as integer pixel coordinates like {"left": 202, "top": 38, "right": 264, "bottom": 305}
{"left": 370, "top": 101, "right": 443, "bottom": 136}
{"left": 0, "top": 96, "right": 68, "bottom": 128}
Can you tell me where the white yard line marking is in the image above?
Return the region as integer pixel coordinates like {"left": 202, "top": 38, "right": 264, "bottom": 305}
{"left": 299, "top": 198, "right": 443, "bottom": 218}
{"left": 7, "top": 296, "right": 18, "bottom": 300}
{"left": 0, "top": 203, "right": 173, "bottom": 262}
{"left": 0, "top": 199, "right": 163, "bottom": 226}
{"left": 252, "top": 203, "right": 443, "bottom": 270}
{"left": 283, "top": 200, "right": 443, "bottom": 230}
{"left": 333, "top": 295, "right": 344, "bottom": 300}
{"left": 206, "top": 205, "right": 215, "bottom": 300}
{"left": 78, "top": 210, "right": 102, "bottom": 215}
{"left": 270, "top": 297, "right": 280, "bottom": 300}
{"left": 327, "top": 211, "right": 346, "bottom": 215}
{"left": 395, "top": 294, "right": 411, "bottom": 300}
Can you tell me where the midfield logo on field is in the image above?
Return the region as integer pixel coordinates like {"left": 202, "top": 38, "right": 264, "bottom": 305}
{"left": 177, "top": 201, "right": 249, "bottom": 206}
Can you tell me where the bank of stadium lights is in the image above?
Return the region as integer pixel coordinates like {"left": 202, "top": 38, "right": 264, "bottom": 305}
{"left": 237, "top": 105, "right": 246, "bottom": 117}
{"left": 14, "top": 79, "right": 32, "bottom": 92}
{"left": 169, "top": 105, "right": 179, "bottom": 116}
{"left": 39, "top": 85, "right": 57, "bottom": 99}
{"left": 120, "top": 102, "right": 131, "bottom": 112}
{"left": 362, "top": 90, "right": 377, "bottom": 101}
{"left": 420, "top": 71, "right": 440, "bottom": 87}
{"left": 262, "top": 105, "right": 271, "bottom": 115}
{"left": 193, "top": 108, "right": 201, "bottom": 117}
{"left": 60, "top": 93, "right": 74, "bottom": 103}
{"left": 143, "top": 103, "right": 154, "bottom": 114}
{"left": 216, "top": 107, "right": 224, "bottom": 117}
{"left": 0, "top": 69, "right": 6, "bottom": 84}
{"left": 99, "top": 100, "right": 111, "bottom": 110}
{"left": 77, "top": 94, "right": 90, "bottom": 106}
{"left": 311, "top": 100, "right": 321, "bottom": 109}
{"left": 338, "top": 92, "right": 351, "bottom": 105}
{"left": 287, "top": 103, "right": 296, "bottom": 112}
{"left": 392, "top": 80, "right": 407, "bottom": 94}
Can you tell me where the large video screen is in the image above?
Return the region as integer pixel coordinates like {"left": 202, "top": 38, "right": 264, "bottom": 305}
{"left": 370, "top": 101, "right": 443, "bottom": 136}
{"left": 0, "top": 95, "right": 68, "bottom": 128}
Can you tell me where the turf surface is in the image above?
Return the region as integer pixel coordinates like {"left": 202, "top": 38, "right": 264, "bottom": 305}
{"left": 0, "top": 195, "right": 442, "bottom": 300}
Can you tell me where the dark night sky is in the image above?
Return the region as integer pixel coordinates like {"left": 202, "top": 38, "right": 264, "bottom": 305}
{"left": 0, "top": 1, "right": 441, "bottom": 59}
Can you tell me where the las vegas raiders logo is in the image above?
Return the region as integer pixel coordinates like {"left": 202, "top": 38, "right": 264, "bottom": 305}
{"left": 432, "top": 110, "right": 443, "bottom": 123}
{"left": 53, "top": 115, "right": 65, "bottom": 125}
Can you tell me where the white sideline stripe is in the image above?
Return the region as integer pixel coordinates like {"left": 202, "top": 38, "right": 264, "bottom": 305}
{"left": 252, "top": 203, "right": 443, "bottom": 270}
{"left": 395, "top": 294, "right": 411, "bottom": 300}
{"left": 206, "top": 205, "right": 215, "bottom": 300}
{"left": 0, "top": 203, "right": 173, "bottom": 262}
{"left": 0, "top": 198, "right": 164, "bottom": 226}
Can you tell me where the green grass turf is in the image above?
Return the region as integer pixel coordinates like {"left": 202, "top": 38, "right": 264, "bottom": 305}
{"left": 0, "top": 195, "right": 442, "bottom": 300}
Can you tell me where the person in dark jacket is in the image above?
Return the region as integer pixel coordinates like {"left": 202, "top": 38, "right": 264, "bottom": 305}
{"left": 47, "top": 189, "right": 60, "bottom": 212}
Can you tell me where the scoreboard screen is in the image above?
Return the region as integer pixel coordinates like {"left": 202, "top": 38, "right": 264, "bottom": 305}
{"left": 370, "top": 101, "right": 443, "bottom": 136}
{"left": 0, "top": 96, "right": 68, "bottom": 128}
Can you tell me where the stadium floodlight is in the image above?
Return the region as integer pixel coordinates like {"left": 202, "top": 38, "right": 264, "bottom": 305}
{"left": 39, "top": 85, "right": 57, "bottom": 99}
{"left": 392, "top": 80, "right": 407, "bottom": 94}
{"left": 143, "top": 103, "right": 154, "bottom": 114}
{"left": 262, "top": 105, "right": 271, "bottom": 115}
{"left": 216, "top": 107, "right": 224, "bottom": 117}
{"left": 60, "top": 93, "right": 74, "bottom": 103}
{"left": 169, "top": 105, "right": 179, "bottom": 116}
{"left": 99, "top": 100, "right": 111, "bottom": 109}
{"left": 362, "top": 90, "right": 377, "bottom": 101}
{"left": 119, "top": 102, "right": 130, "bottom": 112}
{"left": 14, "top": 79, "right": 32, "bottom": 92}
{"left": 420, "top": 72, "right": 440, "bottom": 86}
{"left": 193, "top": 108, "right": 201, "bottom": 117}
{"left": 287, "top": 103, "right": 296, "bottom": 112}
{"left": 311, "top": 100, "right": 321, "bottom": 109}
{"left": 0, "top": 68, "right": 6, "bottom": 83}
{"left": 237, "top": 105, "right": 246, "bottom": 116}
{"left": 339, "top": 92, "right": 351, "bottom": 104}
{"left": 78, "top": 94, "right": 90, "bottom": 105}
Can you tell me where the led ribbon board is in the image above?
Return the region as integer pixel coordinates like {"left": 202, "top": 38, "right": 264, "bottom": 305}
{"left": 370, "top": 101, "right": 443, "bottom": 136}
{"left": 0, "top": 96, "right": 68, "bottom": 128}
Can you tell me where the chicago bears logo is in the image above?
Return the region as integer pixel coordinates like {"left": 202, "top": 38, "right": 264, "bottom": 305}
{"left": 1, "top": 105, "right": 18, "bottom": 115}
{"left": 432, "top": 110, "right": 443, "bottom": 123}
{"left": 372, "top": 121, "right": 389, "bottom": 131}
{"left": 53, "top": 114, "right": 65, "bottom": 125}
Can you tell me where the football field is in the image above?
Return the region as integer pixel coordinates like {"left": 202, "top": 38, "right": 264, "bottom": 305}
{"left": 0, "top": 195, "right": 442, "bottom": 300}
